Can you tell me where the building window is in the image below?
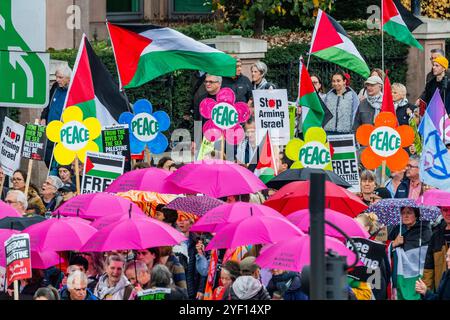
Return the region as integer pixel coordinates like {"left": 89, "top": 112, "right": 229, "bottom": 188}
{"left": 172, "top": 0, "right": 212, "bottom": 14}
{"left": 106, "top": 0, "right": 144, "bottom": 21}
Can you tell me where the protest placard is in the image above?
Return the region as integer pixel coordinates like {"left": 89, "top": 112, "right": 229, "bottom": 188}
{"left": 0, "top": 117, "right": 25, "bottom": 177}
{"left": 346, "top": 237, "right": 387, "bottom": 282}
{"left": 4, "top": 233, "right": 31, "bottom": 288}
{"left": 81, "top": 151, "right": 125, "bottom": 194}
{"left": 22, "top": 123, "right": 46, "bottom": 161}
{"left": 253, "top": 89, "right": 290, "bottom": 146}
{"left": 102, "top": 125, "right": 131, "bottom": 172}
{"left": 328, "top": 134, "right": 361, "bottom": 193}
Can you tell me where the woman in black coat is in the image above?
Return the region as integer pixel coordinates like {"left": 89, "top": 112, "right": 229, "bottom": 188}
{"left": 416, "top": 247, "right": 450, "bottom": 300}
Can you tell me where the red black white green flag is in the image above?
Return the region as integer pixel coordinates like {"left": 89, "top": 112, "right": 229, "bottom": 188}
{"left": 107, "top": 23, "right": 237, "bottom": 89}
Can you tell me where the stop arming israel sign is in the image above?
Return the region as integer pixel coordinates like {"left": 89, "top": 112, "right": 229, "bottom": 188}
{"left": 0, "top": 117, "right": 25, "bottom": 176}
{"left": 253, "top": 89, "right": 290, "bottom": 146}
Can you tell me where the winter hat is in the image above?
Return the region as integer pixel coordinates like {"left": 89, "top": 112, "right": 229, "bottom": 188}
{"left": 239, "top": 256, "right": 260, "bottom": 275}
{"left": 365, "top": 75, "right": 383, "bottom": 86}
{"left": 433, "top": 56, "right": 448, "bottom": 70}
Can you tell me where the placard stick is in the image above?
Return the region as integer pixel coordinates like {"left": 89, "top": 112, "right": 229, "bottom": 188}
{"left": 75, "top": 157, "right": 81, "bottom": 194}
{"left": 221, "top": 138, "right": 225, "bottom": 160}
{"left": 381, "top": 160, "right": 387, "bottom": 187}
{"left": 14, "top": 280, "right": 19, "bottom": 300}
{"left": 145, "top": 146, "right": 151, "bottom": 166}
{"left": 0, "top": 175, "right": 5, "bottom": 200}
{"left": 131, "top": 159, "right": 136, "bottom": 169}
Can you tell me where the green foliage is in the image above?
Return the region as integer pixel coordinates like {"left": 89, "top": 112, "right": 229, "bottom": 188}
{"left": 175, "top": 22, "right": 253, "bottom": 40}
{"left": 333, "top": 0, "right": 379, "bottom": 20}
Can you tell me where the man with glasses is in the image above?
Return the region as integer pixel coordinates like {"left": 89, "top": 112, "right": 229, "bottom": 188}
{"left": 60, "top": 270, "right": 98, "bottom": 300}
{"left": 193, "top": 74, "right": 222, "bottom": 122}
{"left": 405, "top": 155, "right": 422, "bottom": 200}
{"left": 57, "top": 182, "right": 77, "bottom": 207}
{"left": 4, "top": 190, "right": 27, "bottom": 215}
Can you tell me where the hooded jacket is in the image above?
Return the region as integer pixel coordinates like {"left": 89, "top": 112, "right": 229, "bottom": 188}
{"left": 266, "top": 271, "right": 308, "bottom": 300}
{"left": 324, "top": 87, "right": 359, "bottom": 133}
{"left": 94, "top": 274, "right": 135, "bottom": 300}
{"left": 423, "top": 222, "right": 449, "bottom": 290}
{"left": 229, "top": 276, "right": 271, "bottom": 300}
{"left": 59, "top": 286, "right": 98, "bottom": 300}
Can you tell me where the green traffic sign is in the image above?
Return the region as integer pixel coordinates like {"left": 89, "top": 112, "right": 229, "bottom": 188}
{"left": 0, "top": 0, "right": 48, "bottom": 107}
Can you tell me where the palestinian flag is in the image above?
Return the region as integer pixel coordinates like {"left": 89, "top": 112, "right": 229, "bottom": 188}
{"left": 65, "top": 34, "right": 130, "bottom": 126}
{"left": 381, "top": 73, "right": 397, "bottom": 118}
{"left": 107, "top": 23, "right": 237, "bottom": 89}
{"left": 394, "top": 245, "right": 428, "bottom": 300}
{"left": 84, "top": 154, "right": 124, "bottom": 179}
{"left": 298, "top": 57, "right": 325, "bottom": 135}
{"left": 249, "top": 131, "right": 278, "bottom": 179}
{"left": 382, "top": 0, "right": 423, "bottom": 50}
{"left": 310, "top": 9, "right": 370, "bottom": 78}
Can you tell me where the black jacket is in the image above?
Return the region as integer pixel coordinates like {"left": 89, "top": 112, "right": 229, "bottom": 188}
{"left": 395, "top": 102, "right": 414, "bottom": 126}
{"left": 40, "top": 82, "right": 58, "bottom": 122}
{"left": 420, "top": 75, "right": 450, "bottom": 115}
{"left": 222, "top": 75, "right": 252, "bottom": 103}
{"left": 266, "top": 272, "right": 308, "bottom": 300}
{"left": 388, "top": 221, "right": 432, "bottom": 251}
{"left": 423, "top": 271, "right": 450, "bottom": 300}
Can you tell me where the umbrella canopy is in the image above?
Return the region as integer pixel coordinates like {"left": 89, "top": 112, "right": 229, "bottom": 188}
{"left": 255, "top": 235, "right": 362, "bottom": 272}
{"left": 286, "top": 209, "right": 370, "bottom": 240}
{"left": 417, "top": 189, "right": 450, "bottom": 207}
{"left": 0, "top": 215, "right": 46, "bottom": 231}
{"left": 80, "top": 217, "right": 187, "bottom": 252}
{"left": 90, "top": 212, "right": 149, "bottom": 230}
{"left": 367, "top": 198, "right": 441, "bottom": 226}
{"left": 116, "top": 191, "right": 177, "bottom": 217}
{"left": 191, "top": 202, "right": 284, "bottom": 233}
{"left": 205, "top": 216, "right": 304, "bottom": 251}
{"left": 163, "top": 159, "right": 267, "bottom": 198}
{"left": 31, "top": 251, "right": 64, "bottom": 270}
{"left": 0, "top": 200, "right": 22, "bottom": 219}
{"left": 166, "top": 195, "right": 225, "bottom": 217}
{"left": 105, "top": 167, "right": 171, "bottom": 193}
{"left": 55, "top": 193, "right": 142, "bottom": 219}
{"left": 24, "top": 217, "right": 98, "bottom": 252}
{"left": 264, "top": 180, "right": 367, "bottom": 217}
{"left": 266, "top": 168, "right": 351, "bottom": 190}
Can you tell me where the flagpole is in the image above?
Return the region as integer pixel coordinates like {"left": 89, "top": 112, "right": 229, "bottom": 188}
{"left": 381, "top": 0, "right": 385, "bottom": 74}
{"left": 75, "top": 157, "right": 81, "bottom": 194}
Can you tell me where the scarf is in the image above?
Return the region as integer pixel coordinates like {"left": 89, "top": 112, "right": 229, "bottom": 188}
{"left": 95, "top": 274, "right": 131, "bottom": 300}
{"left": 254, "top": 78, "right": 268, "bottom": 90}
{"left": 394, "top": 98, "right": 409, "bottom": 110}
{"left": 366, "top": 94, "right": 383, "bottom": 117}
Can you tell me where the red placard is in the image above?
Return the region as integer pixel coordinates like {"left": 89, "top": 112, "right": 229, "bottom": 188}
{"left": 4, "top": 234, "right": 32, "bottom": 287}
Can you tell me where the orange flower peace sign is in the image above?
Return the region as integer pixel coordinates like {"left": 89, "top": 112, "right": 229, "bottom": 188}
{"left": 356, "top": 112, "right": 415, "bottom": 171}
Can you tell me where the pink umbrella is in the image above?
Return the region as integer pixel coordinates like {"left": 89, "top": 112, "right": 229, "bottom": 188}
{"left": 417, "top": 189, "right": 450, "bottom": 207}
{"left": 80, "top": 217, "right": 187, "bottom": 252}
{"left": 0, "top": 200, "right": 22, "bottom": 219}
{"left": 286, "top": 209, "right": 370, "bottom": 240}
{"left": 255, "top": 235, "right": 362, "bottom": 272}
{"left": 191, "top": 202, "right": 284, "bottom": 233}
{"left": 0, "top": 229, "right": 20, "bottom": 266}
{"left": 90, "top": 212, "right": 149, "bottom": 230}
{"left": 163, "top": 159, "right": 267, "bottom": 198}
{"left": 54, "top": 193, "right": 143, "bottom": 219}
{"left": 24, "top": 217, "right": 98, "bottom": 252}
{"left": 205, "top": 216, "right": 304, "bottom": 251}
{"left": 31, "top": 251, "right": 65, "bottom": 269}
{"left": 105, "top": 168, "right": 171, "bottom": 193}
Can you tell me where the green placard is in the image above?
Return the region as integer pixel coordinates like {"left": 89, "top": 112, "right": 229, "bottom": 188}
{"left": 22, "top": 123, "right": 46, "bottom": 161}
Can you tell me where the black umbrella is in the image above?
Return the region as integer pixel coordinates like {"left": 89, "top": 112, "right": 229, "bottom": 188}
{"left": 0, "top": 215, "right": 46, "bottom": 231}
{"left": 266, "top": 168, "right": 352, "bottom": 190}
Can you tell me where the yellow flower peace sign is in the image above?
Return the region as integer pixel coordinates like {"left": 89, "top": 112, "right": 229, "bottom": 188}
{"left": 46, "top": 106, "right": 101, "bottom": 165}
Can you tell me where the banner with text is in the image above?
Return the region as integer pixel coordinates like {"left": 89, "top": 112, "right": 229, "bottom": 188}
{"left": 328, "top": 134, "right": 361, "bottom": 192}
{"left": 22, "top": 123, "right": 46, "bottom": 161}
{"left": 253, "top": 89, "right": 290, "bottom": 146}
{"left": 81, "top": 151, "right": 125, "bottom": 194}
{"left": 102, "top": 125, "right": 131, "bottom": 172}
{"left": 4, "top": 233, "right": 32, "bottom": 287}
{"left": 0, "top": 117, "right": 25, "bottom": 176}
